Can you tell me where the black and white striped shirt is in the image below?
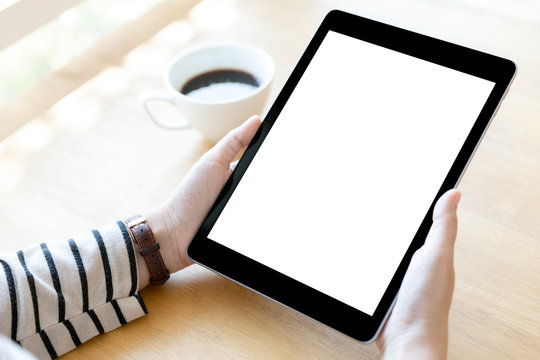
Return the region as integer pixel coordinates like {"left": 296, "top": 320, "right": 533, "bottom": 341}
{"left": 0, "top": 221, "right": 148, "bottom": 359}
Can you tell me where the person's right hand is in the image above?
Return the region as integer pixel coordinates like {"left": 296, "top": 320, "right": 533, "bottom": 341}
{"left": 375, "top": 189, "right": 461, "bottom": 360}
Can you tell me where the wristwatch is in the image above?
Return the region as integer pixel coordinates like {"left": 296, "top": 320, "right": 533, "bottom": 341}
{"left": 126, "top": 215, "right": 170, "bottom": 285}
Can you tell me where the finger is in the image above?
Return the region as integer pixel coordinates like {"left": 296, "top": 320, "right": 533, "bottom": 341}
{"left": 433, "top": 189, "right": 461, "bottom": 220}
{"left": 204, "top": 115, "right": 262, "bottom": 164}
{"left": 424, "top": 189, "right": 461, "bottom": 251}
{"left": 230, "top": 160, "right": 239, "bottom": 172}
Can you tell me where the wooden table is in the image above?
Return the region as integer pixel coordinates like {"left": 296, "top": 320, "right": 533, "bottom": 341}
{"left": 1, "top": 0, "right": 539, "bottom": 358}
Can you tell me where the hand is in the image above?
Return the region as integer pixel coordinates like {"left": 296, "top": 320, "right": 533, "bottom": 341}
{"left": 139, "top": 115, "right": 262, "bottom": 289}
{"left": 375, "top": 189, "right": 461, "bottom": 360}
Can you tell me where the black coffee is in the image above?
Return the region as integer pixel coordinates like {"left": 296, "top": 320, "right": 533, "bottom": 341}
{"left": 180, "top": 69, "right": 259, "bottom": 101}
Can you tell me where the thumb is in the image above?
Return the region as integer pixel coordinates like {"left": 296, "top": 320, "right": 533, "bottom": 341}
{"left": 204, "top": 115, "right": 262, "bottom": 164}
{"left": 424, "top": 189, "right": 461, "bottom": 252}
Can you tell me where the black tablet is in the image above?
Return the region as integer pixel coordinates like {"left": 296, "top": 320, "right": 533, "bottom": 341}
{"left": 187, "top": 10, "right": 516, "bottom": 342}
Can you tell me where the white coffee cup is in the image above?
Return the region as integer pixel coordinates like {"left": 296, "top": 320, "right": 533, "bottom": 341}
{"left": 140, "top": 43, "right": 274, "bottom": 143}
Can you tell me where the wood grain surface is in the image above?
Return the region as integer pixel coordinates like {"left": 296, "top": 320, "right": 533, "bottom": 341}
{"left": 0, "top": 0, "right": 538, "bottom": 359}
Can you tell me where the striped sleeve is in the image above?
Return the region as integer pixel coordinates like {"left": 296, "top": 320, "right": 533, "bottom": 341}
{"left": 0, "top": 221, "right": 148, "bottom": 359}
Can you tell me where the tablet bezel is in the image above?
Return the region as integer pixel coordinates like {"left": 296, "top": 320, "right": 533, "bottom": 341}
{"left": 187, "top": 9, "right": 516, "bottom": 342}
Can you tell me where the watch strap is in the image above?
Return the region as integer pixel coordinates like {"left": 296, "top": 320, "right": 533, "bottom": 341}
{"left": 126, "top": 215, "right": 170, "bottom": 285}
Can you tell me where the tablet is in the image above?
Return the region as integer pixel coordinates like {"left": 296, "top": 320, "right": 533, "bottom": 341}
{"left": 187, "top": 10, "right": 516, "bottom": 342}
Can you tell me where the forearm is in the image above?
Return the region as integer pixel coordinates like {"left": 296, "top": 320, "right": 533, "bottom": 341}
{"left": 0, "top": 221, "right": 147, "bottom": 359}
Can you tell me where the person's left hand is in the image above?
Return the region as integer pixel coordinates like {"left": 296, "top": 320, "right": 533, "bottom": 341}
{"left": 139, "top": 115, "right": 262, "bottom": 289}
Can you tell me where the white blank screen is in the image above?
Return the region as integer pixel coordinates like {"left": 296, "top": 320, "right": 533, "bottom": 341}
{"left": 208, "top": 31, "right": 494, "bottom": 315}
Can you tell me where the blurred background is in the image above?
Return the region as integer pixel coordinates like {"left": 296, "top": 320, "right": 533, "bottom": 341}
{"left": 0, "top": 0, "right": 159, "bottom": 105}
{"left": 1, "top": 0, "right": 539, "bottom": 107}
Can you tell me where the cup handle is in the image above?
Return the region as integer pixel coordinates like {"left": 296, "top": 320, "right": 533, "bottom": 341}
{"left": 139, "top": 90, "right": 191, "bottom": 129}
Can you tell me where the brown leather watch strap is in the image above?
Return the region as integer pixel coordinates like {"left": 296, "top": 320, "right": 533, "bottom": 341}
{"left": 126, "top": 215, "right": 170, "bottom": 285}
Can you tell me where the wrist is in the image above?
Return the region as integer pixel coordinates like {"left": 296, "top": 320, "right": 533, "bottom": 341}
{"left": 147, "top": 207, "right": 192, "bottom": 274}
{"left": 380, "top": 344, "right": 445, "bottom": 360}
{"left": 127, "top": 214, "right": 171, "bottom": 290}
{"left": 378, "top": 329, "right": 448, "bottom": 360}
{"left": 132, "top": 201, "right": 196, "bottom": 290}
